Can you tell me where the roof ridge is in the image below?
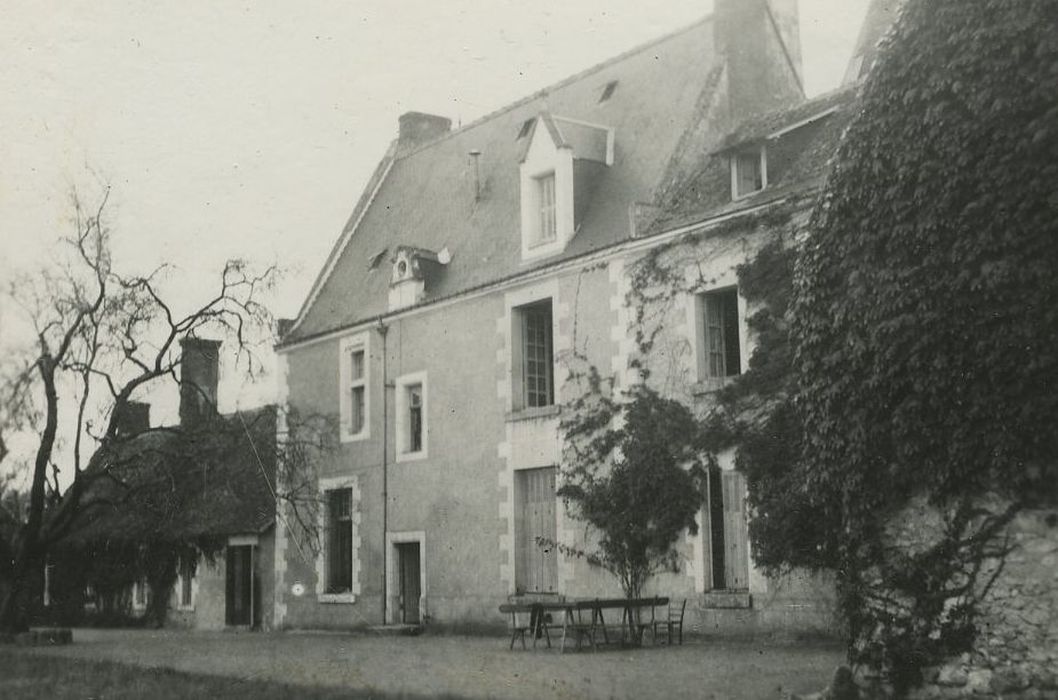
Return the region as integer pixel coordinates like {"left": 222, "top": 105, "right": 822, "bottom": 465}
{"left": 393, "top": 14, "right": 714, "bottom": 160}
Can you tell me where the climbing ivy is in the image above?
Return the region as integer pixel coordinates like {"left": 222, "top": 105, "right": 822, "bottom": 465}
{"left": 792, "top": 0, "right": 1058, "bottom": 693}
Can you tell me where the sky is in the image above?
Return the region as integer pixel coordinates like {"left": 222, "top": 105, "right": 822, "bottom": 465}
{"left": 0, "top": 0, "right": 870, "bottom": 430}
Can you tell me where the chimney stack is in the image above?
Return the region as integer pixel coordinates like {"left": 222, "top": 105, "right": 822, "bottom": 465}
{"left": 179, "top": 338, "right": 221, "bottom": 427}
{"left": 715, "top": 0, "right": 803, "bottom": 120}
{"left": 115, "top": 401, "right": 151, "bottom": 437}
{"left": 397, "top": 112, "right": 452, "bottom": 152}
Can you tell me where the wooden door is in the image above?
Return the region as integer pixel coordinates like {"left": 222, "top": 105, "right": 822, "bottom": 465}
{"left": 516, "top": 467, "right": 557, "bottom": 594}
{"left": 721, "top": 471, "right": 749, "bottom": 590}
{"left": 225, "top": 545, "right": 253, "bottom": 626}
{"left": 397, "top": 542, "right": 421, "bottom": 624}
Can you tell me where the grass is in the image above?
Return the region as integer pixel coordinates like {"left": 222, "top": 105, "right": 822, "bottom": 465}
{"left": 0, "top": 649, "right": 465, "bottom": 700}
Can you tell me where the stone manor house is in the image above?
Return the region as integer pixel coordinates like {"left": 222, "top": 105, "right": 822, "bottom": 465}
{"left": 271, "top": 0, "right": 893, "bottom": 633}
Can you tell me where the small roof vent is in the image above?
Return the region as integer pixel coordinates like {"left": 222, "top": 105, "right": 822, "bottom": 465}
{"left": 516, "top": 118, "right": 535, "bottom": 140}
{"left": 598, "top": 80, "right": 618, "bottom": 103}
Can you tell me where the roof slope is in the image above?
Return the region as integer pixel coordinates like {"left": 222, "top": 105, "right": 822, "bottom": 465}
{"left": 289, "top": 18, "right": 724, "bottom": 343}
{"left": 649, "top": 87, "right": 858, "bottom": 233}
{"left": 67, "top": 406, "right": 278, "bottom": 543}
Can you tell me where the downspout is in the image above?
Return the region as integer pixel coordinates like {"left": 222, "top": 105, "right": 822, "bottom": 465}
{"left": 377, "top": 319, "right": 390, "bottom": 624}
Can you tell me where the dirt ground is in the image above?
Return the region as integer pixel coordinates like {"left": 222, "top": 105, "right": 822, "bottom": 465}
{"left": 23, "top": 628, "right": 844, "bottom": 699}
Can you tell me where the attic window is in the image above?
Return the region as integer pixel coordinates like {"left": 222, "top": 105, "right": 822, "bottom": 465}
{"left": 598, "top": 80, "right": 618, "bottom": 103}
{"left": 516, "top": 118, "right": 534, "bottom": 140}
{"left": 367, "top": 248, "right": 388, "bottom": 271}
{"left": 731, "top": 147, "right": 767, "bottom": 200}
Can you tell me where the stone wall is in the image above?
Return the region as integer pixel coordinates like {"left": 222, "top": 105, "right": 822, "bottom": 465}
{"left": 904, "top": 508, "right": 1058, "bottom": 699}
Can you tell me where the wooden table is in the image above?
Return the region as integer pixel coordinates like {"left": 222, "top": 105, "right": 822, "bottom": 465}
{"left": 499, "top": 597, "right": 668, "bottom": 652}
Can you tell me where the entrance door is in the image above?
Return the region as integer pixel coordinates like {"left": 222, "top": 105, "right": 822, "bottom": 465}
{"left": 515, "top": 467, "right": 558, "bottom": 594}
{"left": 396, "top": 542, "right": 421, "bottom": 624}
{"left": 225, "top": 545, "right": 253, "bottom": 626}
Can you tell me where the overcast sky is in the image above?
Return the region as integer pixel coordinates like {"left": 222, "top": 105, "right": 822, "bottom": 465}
{"left": 0, "top": 0, "right": 869, "bottom": 424}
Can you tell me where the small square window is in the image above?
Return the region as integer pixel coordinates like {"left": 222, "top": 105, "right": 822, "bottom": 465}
{"left": 732, "top": 148, "right": 766, "bottom": 199}
{"left": 700, "top": 288, "right": 742, "bottom": 379}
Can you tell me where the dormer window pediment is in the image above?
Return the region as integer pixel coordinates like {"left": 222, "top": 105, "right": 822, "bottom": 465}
{"left": 388, "top": 246, "right": 445, "bottom": 311}
{"left": 518, "top": 112, "right": 613, "bottom": 262}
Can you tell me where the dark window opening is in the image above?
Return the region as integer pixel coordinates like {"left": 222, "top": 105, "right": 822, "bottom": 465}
{"left": 408, "top": 384, "right": 423, "bottom": 453}
{"left": 326, "top": 489, "right": 353, "bottom": 593}
{"left": 702, "top": 289, "right": 741, "bottom": 378}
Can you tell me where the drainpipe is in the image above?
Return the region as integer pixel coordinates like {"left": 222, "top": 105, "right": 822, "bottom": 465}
{"left": 377, "top": 319, "right": 390, "bottom": 624}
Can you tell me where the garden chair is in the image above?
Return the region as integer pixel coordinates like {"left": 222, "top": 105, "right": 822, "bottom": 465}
{"left": 649, "top": 598, "right": 686, "bottom": 645}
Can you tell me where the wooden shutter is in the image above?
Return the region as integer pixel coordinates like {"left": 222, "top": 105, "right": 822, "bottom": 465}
{"left": 517, "top": 467, "right": 557, "bottom": 593}
{"left": 721, "top": 471, "right": 749, "bottom": 590}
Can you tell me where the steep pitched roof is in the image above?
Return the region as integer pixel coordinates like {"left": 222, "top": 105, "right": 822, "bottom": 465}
{"left": 67, "top": 405, "right": 278, "bottom": 544}
{"left": 286, "top": 17, "right": 725, "bottom": 344}
{"left": 648, "top": 87, "right": 858, "bottom": 233}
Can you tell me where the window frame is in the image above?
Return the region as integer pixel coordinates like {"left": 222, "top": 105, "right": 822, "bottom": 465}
{"left": 395, "top": 371, "right": 428, "bottom": 462}
{"left": 533, "top": 172, "right": 557, "bottom": 248}
{"left": 176, "top": 560, "right": 195, "bottom": 611}
{"left": 316, "top": 475, "right": 360, "bottom": 604}
{"left": 730, "top": 146, "right": 767, "bottom": 200}
{"left": 511, "top": 299, "right": 555, "bottom": 413}
{"left": 338, "top": 332, "right": 370, "bottom": 443}
{"left": 693, "top": 286, "right": 746, "bottom": 388}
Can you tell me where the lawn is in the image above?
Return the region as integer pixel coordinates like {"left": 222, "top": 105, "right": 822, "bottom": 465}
{"left": 5, "top": 628, "right": 845, "bottom": 699}
{"left": 0, "top": 649, "right": 463, "bottom": 700}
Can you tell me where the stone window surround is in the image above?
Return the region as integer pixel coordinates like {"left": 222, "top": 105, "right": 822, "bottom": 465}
{"left": 394, "top": 370, "right": 428, "bottom": 462}
{"left": 338, "top": 332, "right": 371, "bottom": 443}
{"left": 316, "top": 474, "right": 361, "bottom": 604}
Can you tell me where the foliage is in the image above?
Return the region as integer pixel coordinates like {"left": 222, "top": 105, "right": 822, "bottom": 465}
{"left": 557, "top": 382, "right": 706, "bottom": 599}
{"left": 789, "top": 0, "right": 1058, "bottom": 693}
{"left": 0, "top": 188, "right": 277, "bottom": 632}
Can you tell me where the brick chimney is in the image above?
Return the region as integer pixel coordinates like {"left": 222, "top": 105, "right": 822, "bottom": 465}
{"left": 397, "top": 112, "right": 452, "bottom": 152}
{"left": 179, "top": 338, "right": 220, "bottom": 427}
{"left": 715, "top": 0, "right": 804, "bottom": 120}
{"left": 115, "top": 401, "right": 150, "bottom": 437}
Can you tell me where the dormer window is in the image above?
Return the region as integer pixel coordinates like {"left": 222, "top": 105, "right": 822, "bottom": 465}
{"left": 731, "top": 147, "right": 767, "bottom": 200}
{"left": 518, "top": 112, "right": 613, "bottom": 262}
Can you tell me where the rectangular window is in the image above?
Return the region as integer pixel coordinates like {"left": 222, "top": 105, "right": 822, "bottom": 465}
{"left": 178, "top": 561, "right": 194, "bottom": 608}
{"left": 396, "top": 372, "right": 427, "bottom": 461}
{"left": 349, "top": 349, "right": 365, "bottom": 435}
{"left": 133, "top": 579, "right": 148, "bottom": 609}
{"left": 733, "top": 149, "right": 765, "bottom": 198}
{"left": 536, "top": 173, "right": 557, "bottom": 246}
{"left": 701, "top": 289, "right": 742, "bottom": 379}
{"left": 326, "top": 489, "right": 354, "bottom": 593}
{"left": 408, "top": 384, "right": 423, "bottom": 453}
{"left": 339, "top": 334, "right": 370, "bottom": 441}
{"left": 521, "top": 301, "right": 554, "bottom": 408}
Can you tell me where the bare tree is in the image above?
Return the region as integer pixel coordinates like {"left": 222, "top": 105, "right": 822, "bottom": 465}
{"left": 0, "top": 189, "right": 276, "bottom": 632}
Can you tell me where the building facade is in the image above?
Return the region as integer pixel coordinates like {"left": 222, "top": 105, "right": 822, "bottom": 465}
{"left": 274, "top": 0, "right": 868, "bottom": 635}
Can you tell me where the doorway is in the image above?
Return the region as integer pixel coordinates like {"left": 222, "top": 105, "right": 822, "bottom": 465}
{"left": 225, "top": 545, "right": 254, "bottom": 626}
{"left": 396, "top": 542, "right": 421, "bottom": 624}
